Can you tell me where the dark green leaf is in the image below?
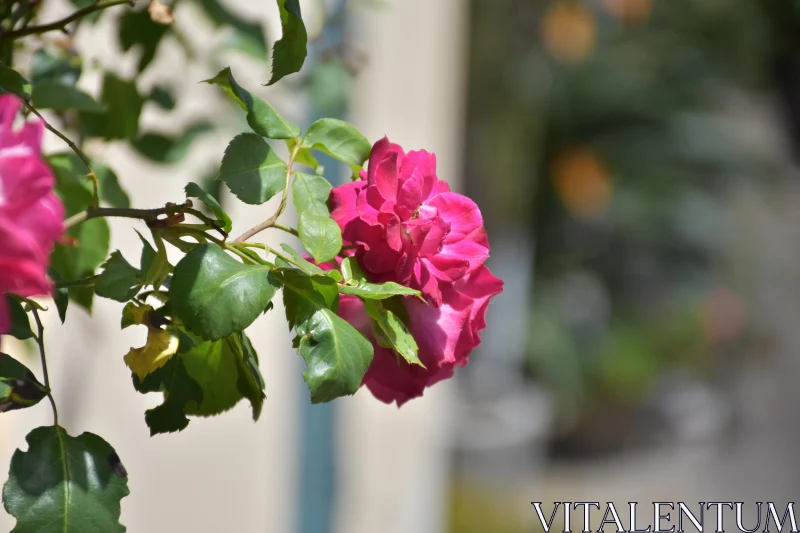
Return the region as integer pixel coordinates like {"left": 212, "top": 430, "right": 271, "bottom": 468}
{"left": 31, "top": 49, "right": 81, "bottom": 87}
{"left": 132, "top": 355, "right": 204, "bottom": 435}
{"left": 31, "top": 82, "right": 104, "bottom": 113}
{"left": 170, "top": 243, "right": 281, "bottom": 341}
{"left": 232, "top": 332, "right": 265, "bottom": 420}
{"left": 303, "top": 119, "right": 371, "bottom": 168}
{"left": 0, "top": 62, "right": 31, "bottom": 99}
{"left": 119, "top": 7, "right": 169, "bottom": 73}
{"left": 48, "top": 270, "right": 70, "bottom": 323}
{"left": 132, "top": 123, "right": 213, "bottom": 164}
{"left": 292, "top": 172, "right": 331, "bottom": 216}
{"left": 148, "top": 85, "right": 175, "bottom": 110}
{"left": 2, "top": 426, "right": 129, "bottom": 531}
{"left": 80, "top": 72, "right": 143, "bottom": 140}
{"left": 298, "top": 212, "right": 342, "bottom": 263}
{"left": 6, "top": 297, "right": 33, "bottom": 340}
{"left": 277, "top": 269, "right": 373, "bottom": 403}
{"left": 218, "top": 133, "right": 286, "bottom": 205}
{"left": 267, "top": 0, "right": 308, "bottom": 86}
{"left": 204, "top": 67, "right": 299, "bottom": 139}
{"left": 0, "top": 353, "right": 47, "bottom": 413}
{"left": 363, "top": 299, "right": 423, "bottom": 368}
{"left": 95, "top": 251, "right": 142, "bottom": 302}
{"left": 185, "top": 182, "right": 232, "bottom": 233}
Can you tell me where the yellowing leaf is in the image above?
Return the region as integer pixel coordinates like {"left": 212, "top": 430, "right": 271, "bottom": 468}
{"left": 124, "top": 327, "right": 180, "bottom": 380}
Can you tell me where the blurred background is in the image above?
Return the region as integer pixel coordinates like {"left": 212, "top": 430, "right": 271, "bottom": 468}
{"left": 3, "top": 0, "right": 800, "bottom": 531}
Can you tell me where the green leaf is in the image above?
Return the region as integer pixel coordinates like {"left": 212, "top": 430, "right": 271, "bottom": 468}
{"left": 95, "top": 251, "right": 142, "bottom": 302}
{"left": 0, "top": 353, "right": 47, "bottom": 413}
{"left": 119, "top": 7, "right": 170, "bottom": 74}
{"left": 137, "top": 232, "right": 170, "bottom": 290}
{"left": 80, "top": 72, "right": 144, "bottom": 140}
{"left": 51, "top": 218, "right": 110, "bottom": 282}
{"left": 185, "top": 182, "right": 232, "bottom": 233}
{"left": 203, "top": 67, "right": 299, "bottom": 139}
{"left": 170, "top": 243, "right": 281, "bottom": 341}
{"left": 148, "top": 85, "right": 175, "bottom": 110}
{"left": 68, "top": 0, "right": 106, "bottom": 23}
{"left": 278, "top": 243, "right": 326, "bottom": 275}
{"left": 292, "top": 172, "right": 331, "bottom": 216}
{"left": 31, "top": 82, "right": 104, "bottom": 113}
{"left": 199, "top": 0, "right": 268, "bottom": 58}
{"left": 231, "top": 332, "right": 265, "bottom": 420}
{"left": 2, "top": 426, "right": 129, "bottom": 532}
{"left": 6, "top": 297, "right": 33, "bottom": 340}
{"left": 277, "top": 269, "right": 373, "bottom": 403}
{"left": 48, "top": 270, "right": 70, "bottom": 323}
{"left": 94, "top": 162, "right": 131, "bottom": 209}
{"left": 182, "top": 336, "right": 243, "bottom": 417}
{"left": 132, "top": 354, "right": 204, "bottom": 435}
{"left": 303, "top": 119, "right": 371, "bottom": 168}
{"left": 132, "top": 123, "right": 213, "bottom": 164}
{"left": 267, "top": 0, "right": 308, "bottom": 86}
{"left": 0, "top": 62, "right": 31, "bottom": 99}
{"left": 287, "top": 140, "right": 319, "bottom": 170}
{"left": 49, "top": 152, "right": 130, "bottom": 210}
{"left": 363, "top": 299, "right": 424, "bottom": 368}
{"left": 31, "top": 49, "right": 81, "bottom": 87}
{"left": 218, "top": 133, "right": 286, "bottom": 205}
{"left": 340, "top": 281, "right": 422, "bottom": 300}
{"left": 298, "top": 212, "right": 342, "bottom": 263}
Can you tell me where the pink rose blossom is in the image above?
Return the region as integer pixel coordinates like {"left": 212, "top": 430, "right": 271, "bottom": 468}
{"left": 329, "top": 138, "right": 503, "bottom": 405}
{"left": 0, "top": 95, "right": 65, "bottom": 335}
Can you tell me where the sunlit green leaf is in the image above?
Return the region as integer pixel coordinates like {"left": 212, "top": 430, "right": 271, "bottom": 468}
{"left": 363, "top": 299, "right": 423, "bottom": 368}
{"left": 185, "top": 182, "right": 232, "bottom": 233}
{"left": 95, "top": 251, "right": 141, "bottom": 302}
{"left": 218, "top": 133, "right": 286, "bottom": 205}
{"left": 170, "top": 244, "right": 281, "bottom": 341}
{"left": 204, "top": 67, "right": 299, "bottom": 139}
{"left": 267, "top": 0, "right": 308, "bottom": 86}
{"left": 298, "top": 212, "right": 342, "bottom": 263}
{"left": 303, "top": 119, "right": 371, "bottom": 168}
{"left": 292, "top": 172, "right": 331, "bottom": 216}
{"left": 277, "top": 269, "right": 372, "bottom": 403}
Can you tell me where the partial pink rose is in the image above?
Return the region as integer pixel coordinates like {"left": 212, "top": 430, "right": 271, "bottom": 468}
{"left": 329, "top": 138, "right": 503, "bottom": 405}
{"left": 0, "top": 94, "right": 65, "bottom": 335}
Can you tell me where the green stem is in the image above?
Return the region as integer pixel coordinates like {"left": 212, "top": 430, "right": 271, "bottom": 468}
{"left": 31, "top": 308, "right": 59, "bottom": 427}
{"left": 234, "top": 139, "right": 302, "bottom": 243}
{"left": 272, "top": 222, "right": 299, "bottom": 237}
{"left": 0, "top": 0, "right": 133, "bottom": 40}
{"left": 23, "top": 101, "right": 100, "bottom": 208}
{"left": 65, "top": 203, "right": 197, "bottom": 229}
{"left": 55, "top": 275, "right": 98, "bottom": 289}
{"left": 240, "top": 242, "right": 303, "bottom": 270}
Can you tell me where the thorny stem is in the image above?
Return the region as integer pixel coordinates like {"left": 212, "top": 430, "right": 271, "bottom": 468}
{"left": 23, "top": 101, "right": 100, "bottom": 208}
{"left": 234, "top": 139, "right": 302, "bottom": 243}
{"left": 64, "top": 204, "right": 226, "bottom": 238}
{"left": 0, "top": 0, "right": 133, "bottom": 40}
{"left": 239, "top": 242, "right": 305, "bottom": 270}
{"left": 31, "top": 307, "right": 59, "bottom": 427}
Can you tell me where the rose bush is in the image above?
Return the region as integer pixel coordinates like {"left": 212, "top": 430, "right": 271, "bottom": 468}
{"left": 0, "top": 94, "right": 64, "bottom": 336}
{"left": 330, "top": 138, "right": 503, "bottom": 405}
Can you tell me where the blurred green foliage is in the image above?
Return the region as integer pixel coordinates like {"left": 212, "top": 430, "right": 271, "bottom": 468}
{"left": 466, "top": 0, "right": 789, "bottom": 435}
